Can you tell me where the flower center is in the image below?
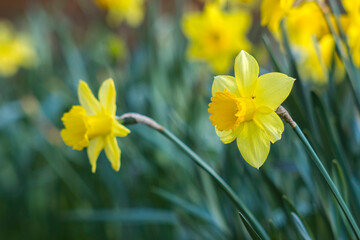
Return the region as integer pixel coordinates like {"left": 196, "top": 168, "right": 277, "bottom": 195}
{"left": 60, "top": 105, "right": 113, "bottom": 150}
{"left": 208, "top": 89, "right": 256, "bottom": 131}
{"left": 206, "top": 28, "right": 229, "bottom": 52}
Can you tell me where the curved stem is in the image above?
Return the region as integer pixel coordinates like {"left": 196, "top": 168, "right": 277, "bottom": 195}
{"left": 276, "top": 107, "right": 360, "bottom": 239}
{"left": 117, "top": 113, "right": 270, "bottom": 240}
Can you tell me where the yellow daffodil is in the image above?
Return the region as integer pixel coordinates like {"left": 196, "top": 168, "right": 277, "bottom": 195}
{"left": 264, "top": 1, "right": 338, "bottom": 83}
{"left": 261, "top": 0, "right": 294, "bottom": 33}
{"left": 61, "top": 79, "right": 130, "bottom": 173}
{"left": 95, "top": 0, "right": 144, "bottom": 27}
{"left": 341, "top": 0, "right": 360, "bottom": 67}
{"left": 208, "top": 51, "right": 294, "bottom": 168}
{"left": 207, "top": 0, "right": 256, "bottom": 7}
{"left": 0, "top": 21, "right": 37, "bottom": 77}
{"left": 286, "top": 1, "right": 329, "bottom": 47}
{"left": 182, "top": 3, "right": 251, "bottom": 73}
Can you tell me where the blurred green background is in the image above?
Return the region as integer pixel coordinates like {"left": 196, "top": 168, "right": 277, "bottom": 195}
{"left": 1, "top": 0, "right": 360, "bottom": 239}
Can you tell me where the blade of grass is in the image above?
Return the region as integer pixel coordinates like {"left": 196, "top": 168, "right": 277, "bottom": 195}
{"left": 291, "top": 212, "right": 312, "bottom": 240}
{"left": 283, "top": 196, "right": 315, "bottom": 240}
{"left": 239, "top": 212, "right": 262, "bottom": 240}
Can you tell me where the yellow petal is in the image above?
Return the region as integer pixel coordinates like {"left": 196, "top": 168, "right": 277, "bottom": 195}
{"left": 253, "top": 72, "right": 295, "bottom": 111}
{"left": 87, "top": 137, "right": 105, "bottom": 173}
{"left": 78, "top": 80, "right": 102, "bottom": 115}
{"left": 99, "top": 78, "right": 116, "bottom": 115}
{"left": 253, "top": 111, "right": 284, "bottom": 143}
{"left": 212, "top": 75, "right": 240, "bottom": 96}
{"left": 104, "top": 136, "right": 121, "bottom": 171}
{"left": 234, "top": 50, "right": 259, "bottom": 98}
{"left": 236, "top": 121, "right": 270, "bottom": 169}
{"left": 112, "top": 119, "right": 131, "bottom": 137}
{"left": 215, "top": 124, "right": 243, "bottom": 144}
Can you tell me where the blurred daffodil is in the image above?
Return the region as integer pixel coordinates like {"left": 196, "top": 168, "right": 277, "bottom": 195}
{"left": 0, "top": 21, "right": 37, "bottom": 77}
{"left": 286, "top": 1, "right": 329, "bottom": 47}
{"left": 341, "top": 0, "right": 360, "bottom": 67}
{"left": 261, "top": 0, "right": 294, "bottom": 33}
{"left": 207, "top": 0, "right": 256, "bottom": 7}
{"left": 182, "top": 3, "right": 251, "bottom": 73}
{"left": 95, "top": 0, "right": 144, "bottom": 27}
{"left": 208, "top": 51, "right": 294, "bottom": 168}
{"left": 61, "top": 79, "right": 130, "bottom": 173}
{"left": 263, "top": 1, "right": 339, "bottom": 84}
{"left": 286, "top": 1, "right": 338, "bottom": 83}
{"left": 298, "top": 34, "right": 336, "bottom": 84}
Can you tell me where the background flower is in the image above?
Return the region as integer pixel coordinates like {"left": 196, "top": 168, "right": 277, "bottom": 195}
{"left": 182, "top": 3, "right": 251, "bottom": 73}
{"left": 0, "top": 20, "right": 37, "bottom": 77}
{"left": 95, "top": 0, "right": 144, "bottom": 27}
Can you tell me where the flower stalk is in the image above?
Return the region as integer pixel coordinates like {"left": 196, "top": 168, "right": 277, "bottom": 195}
{"left": 117, "top": 113, "right": 270, "bottom": 240}
{"left": 276, "top": 106, "right": 360, "bottom": 239}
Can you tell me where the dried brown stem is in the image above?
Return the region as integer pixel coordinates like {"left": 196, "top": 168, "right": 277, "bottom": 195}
{"left": 275, "top": 105, "right": 297, "bottom": 128}
{"left": 116, "top": 113, "right": 164, "bottom": 131}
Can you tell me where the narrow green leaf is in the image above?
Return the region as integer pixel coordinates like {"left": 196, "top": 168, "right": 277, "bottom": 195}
{"left": 262, "top": 34, "right": 283, "bottom": 73}
{"left": 238, "top": 212, "right": 262, "bottom": 240}
{"left": 283, "top": 196, "right": 315, "bottom": 239}
{"left": 290, "top": 212, "right": 312, "bottom": 240}
{"left": 332, "top": 160, "right": 348, "bottom": 203}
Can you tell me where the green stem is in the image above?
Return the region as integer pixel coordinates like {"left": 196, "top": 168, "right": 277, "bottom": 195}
{"left": 160, "top": 128, "right": 269, "bottom": 240}
{"left": 118, "top": 113, "right": 270, "bottom": 240}
{"left": 293, "top": 125, "right": 360, "bottom": 239}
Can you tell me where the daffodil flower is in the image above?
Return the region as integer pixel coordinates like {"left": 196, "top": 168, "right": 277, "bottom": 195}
{"left": 95, "top": 0, "right": 144, "bottom": 27}
{"left": 61, "top": 79, "right": 130, "bottom": 173}
{"left": 208, "top": 51, "right": 295, "bottom": 168}
{"left": 0, "top": 21, "right": 37, "bottom": 77}
{"left": 182, "top": 3, "right": 251, "bottom": 73}
{"left": 261, "top": 0, "right": 294, "bottom": 33}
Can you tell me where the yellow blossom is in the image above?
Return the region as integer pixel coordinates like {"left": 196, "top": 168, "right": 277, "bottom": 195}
{"left": 208, "top": 51, "right": 294, "bottom": 168}
{"left": 207, "top": 0, "right": 256, "bottom": 6}
{"left": 182, "top": 3, "right": 251, "bottom": 74}
{"left": 95, "top": 0, "right": 144, "bottom": 27}
{"left": 265, "top": 1, "right": 338, "bottom": 83}
{"left": 261, "top": 0, "right": 294, "bottom": 33}
{"left": 0, "top": 21, "right": 37, "bottom": 77}
{"left": 286, "top": 1, "right": 329, "bottom": 47}
{"left": 341, "top": 0, "right": 360, "bottom": 67}
{"left": 286, "top": 1, "right": 345, "bottom": 84}
{"left": 61, "top": 79, "right": 130, "bottom": 173}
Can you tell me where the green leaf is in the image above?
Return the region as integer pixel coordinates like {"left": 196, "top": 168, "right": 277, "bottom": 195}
{"left": 238, "top": 212, "right": 262, "bottom": 240}
{"left": 290, "top": 212, "right": 312, "bottom": 240}
{"left": 283, "top": 196, "right": 315, "bottom": 239}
